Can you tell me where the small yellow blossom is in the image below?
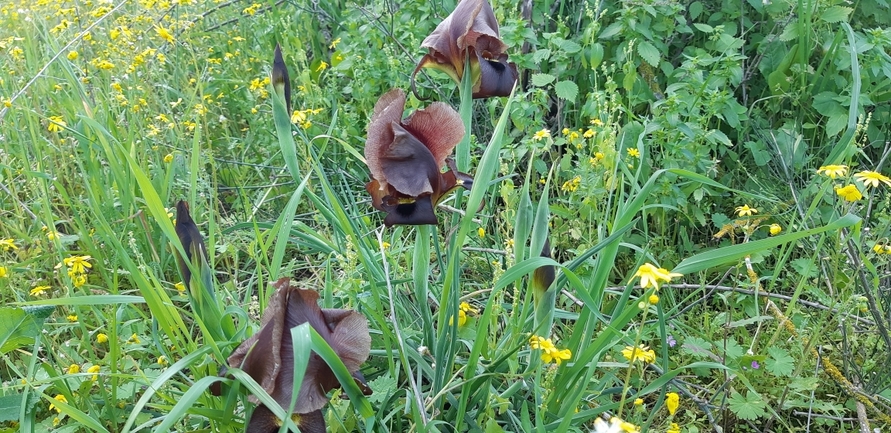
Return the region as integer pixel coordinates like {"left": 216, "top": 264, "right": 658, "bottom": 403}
{"left": 592, "top": 417, "right": 639, "bottom": 433}
{"left": 164, "top": 153, "right": 174, "bottom": 163}
{"left": 874, "top": 244, "right": 885, "bottom": 254}
{"left": 590, "top": 118, "right": 604, "bottom": 126}
{"left": 621, "top": 344, "right": 656, "bottom": 364}
{"left": 648, "top": 294, "right": 659, "bottom": 305}
{"left": 835, "top": 184, "right": 863, "bottom": 202}
{"left": 242, "top": 3, "right": 261, "bottom": 15}
{"left": 67, "top": 364, "right": 80, "bottom": 374}
{"left": 665, "top": 392, "right": 679, "bottom": 415}
{"left": 47, "top": 116, "right": 66, "bottom": 132}
{"left": 329, "top": 38, "right": 341, "bottom": 49}
{"left": 542, "top": 347, "right": 572, "bottom": 365}
{"left": 155, "top": 26, "right": 174, "bottom": 43}
{"left": 529, "top": 335, "right": 555, "bottom": 351}
{"left": 174, "top": 282, "right": 186, "bottom": 293}
{"left": 0, "top": 238, "right": 16, "bottom": 250}
{"left": 30, "top": 285, "right": 50, "bottom": 297}
{"left": 67, "top": 51, "right": 78, "bottom": 61}
{"left": 0, "top": 266, "right": 7, "bottom": 278}
{"left": 128, "top": 333, "right": 141, "bottom": 344}
{"left": 532, "top": 129, "right": 551, "bottom": 141}
{"left": 87, "top": 365, "right": 100, "bottom": 381}
{"left": 817, "top": 165, "right": 848, "bottom": 179}
{"left": 769, "top": 224, "right": 782, "bottom": 236}
{"left": 316, "top": 61, "right": 329, "bottom": 72}
{"left": 667, "top": 423, "right": 680, "bottom": 433}
{"left": 735, "top": 204, "right": 757, "bottom": 217}
{"left": 627, "top": 148, "right": 640, "bottom": 158}
{"left": 633, "top": 263, "right": 682, "bottom": 290}
{"left": 854, "top": 170, "right": 891, "bottom": 188}
{"left": 157, "top": 355, "right": 168, "bottom": 366}
{"left": 477, "top": 227, "right": 485, "bottom": 238}
{"left": 633, "top": 398, "right": 644, "bottom": 406}
{"left": 96, "top": 333, "right": 108, "bottom": 343}
{"left": 380, "top": 241, "right": 390, "bottom": 250}
{"left": 67, "top": 314, "right": 78, "bottom": 322}
{"left": 561, "top": 176, "right": 581, "bottom": 193}
{"left": 49, "top": 394, "right": 68, "bottom": 413}
{"left": 63, "top": 255, "right": 92, "bottom": 274}
{"left": 46, "top": 230, "right": 60, "bottom": 241}
{"left": 96, "top": 60, "right": 114, "bottom": 70}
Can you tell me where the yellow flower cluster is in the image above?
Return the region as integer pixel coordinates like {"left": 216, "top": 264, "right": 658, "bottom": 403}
{"left": 62, "top": 255, "right": 92, "bottom": 288}
{"left": 290, "top": 108, "right": 323, "bottom": 130}
{"left": 532, "top": 128, "right": 551, "bottom": 141}
{"left": 873, "top": 244, "right": 891, "bottom": 255}
{"left": 621, "top": 344, "right": 656, "bottom": 364}
{"left": 816, "top": 165, "right": 891, "bottom": 202}
{"left": 561, "top": 176, "right": 581, "bottom": 193}
{"left": 529, "top": 335, "right": 572, "bottom": 365}
{"left": 450, "top": 301, "right": 479, "bottom": 327}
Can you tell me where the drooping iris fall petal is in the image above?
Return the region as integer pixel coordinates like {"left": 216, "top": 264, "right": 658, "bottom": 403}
{"left": 272, "top": 43, "right": 291, "bottom": 115}
{"left": 226, "top": 278, "right": 371, "bottom": 431}
{"left": 413, "top": 0, "right": 518, "bottom": 98}
{"left": 364, "top": 88, "right": 471, "bottom": 226}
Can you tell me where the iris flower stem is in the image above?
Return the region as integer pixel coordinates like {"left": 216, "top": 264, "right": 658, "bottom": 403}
{"left": 456, "top": 53, "right": 473, "bottom": 173}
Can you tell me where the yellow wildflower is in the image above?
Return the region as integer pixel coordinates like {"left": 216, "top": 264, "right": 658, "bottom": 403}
{"left": 316, "top": 61, "right": 328, "bottom": 72}
{"left": 665, "top": 392, "right": 679, "bottom": 415}
{"left": 30, "top": 285, "right": 50, "bottom": 297}
{"left": 0, "top": 266, "right": 6, "bottom": 278}
{"left": 854, "top": 170, "right": 891, "bottom": 188}
{"left": 87, "top": 365, "right": 100, "bottom": 381}
{"left": 164, "top": 153, "right": 174, "bottom": 163}
{"left": 157, "top": 355, "right": 168, "bottom": 366}
{"left": 477, "top": 227, "right": 485, "bottom": 238}
{"left": 96, "top": 333, "right": 108, "bottom": 343}
{"left": 633, "top": 263, "right": 682, "bottom": 290}
{"left": 633, "top": 398, "right": 644, "bottom": 406}
{"left": 47, "top": 116, "right": 66, "bottom": 132}
{"left": 817, "top": 165, "right": 848, "bottom": 179}
{"left": 67, "top": 314, "right": 78, "bottom": 322}
{"left": 621, "top": 344, "right": 656, "bottom": 364}
{"left": 67, "top": 364, "right": 80, "bottom": 374}
{"left": 329, "top": 38, "right": 341, "bottom": 49}
{"left": 835, "top": 184, "right": 863, "bottom": 202}
{"left": 67, "top": 51, "right": 78, "bottom": 61}
{"left": 592, "top": 417, "right": 639, "bottom": 433}
{"left": 174, "top": 282, "right": 186, "bottom": 293}
{"left": 648, "top": 294, "right": 659, "bottom": 305}
{"left": 667, "top": 423, "right": 680, "bottom": 433}
{"left": 49, "top": 394, "right": 68, "bottom": 413}
{"left": 0, "top": 238, "right": 16, "bottom": 250}
{"left": 735, "top": 204, "right": 757, "bottom": 217}
{"left": 155, "top": 26, "right": 174, "bottom": 43}
{"left": 63, "top": 255, "right": 92, "bottom": 274}
{"left": 542, "top": 347, "right": 572, "bottom": 365}
{"left": 128, "top": 333, "right": 141, "bottom": 344}
{"left": 532, "top": 129, "right": 551, "bottom": 141}
{"left": 627, "top": 148, "right": 640, "bottom": 158}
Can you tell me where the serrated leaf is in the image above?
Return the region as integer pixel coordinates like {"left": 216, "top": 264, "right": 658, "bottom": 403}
{"left": 821, "top": 6, "right": 852, "bottom": 23}
{"left": 367, "top": 374, "right": 397, "bottom": 404}
{"left": 790, "top": 257, "right": 818, "bottom": 278}
{"left": 531, "top": 73, "right": 555, "bottom": 87}
{"left": 727, "top": 390, "right": 767, "bottom": 420}
{"left": 779, "top": 22, "right": 799, "bottom": 42}
{"left": 637, "top": 40, "right": 660, "bottom": 66}
{"left": 681, "top": 336, "right": 713, "bottom": 359}
{"left": 766, "top": 347, "right": 795, "bottom": 377}
{"left": 532, "top": 49, "right": 551, "bottom": 64}
{"left": 555, "top": 80, "right": 578, "bottom": 101}
{"left": 557, "top": 39, "right": 582, "bottom": 54}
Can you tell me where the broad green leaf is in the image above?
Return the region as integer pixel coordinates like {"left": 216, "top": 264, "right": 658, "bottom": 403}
{"left": 821, "top": 6, "right": 852, "bottom": 23}
{"left": 727, "top": 390, "right": 767, "bottom": 420}
{"left": 693, "top": 23, "right": 713, "bottom": 33}
{"left": 531, "top": 73, "right": 555, "bottom": 87}
{"left": 0, "top": 306, "right": 54, "bottom": 355}
{"left": 766, "top": 347, "right": 795, "bottom": 377}
{"left": 555, "top": 80, "right": 578, "bottom": 101}
{"left": 0, "top": 394, "right": 21, "bottom": 422}
{"left": 637, "top": 40, "right": 660, "bottom": 66}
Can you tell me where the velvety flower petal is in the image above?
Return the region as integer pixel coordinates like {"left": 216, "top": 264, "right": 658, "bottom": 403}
{"left": 473, "top": 52, "right": 518, "bottom": 98}
{"left": 365, "top": 89, "right": 408, "bottom": 190}
{"left": 401, "top": 102, "right": 464, "bottom": 169}
{"left": 246, "top": 405, "right": 325, "bottom": 433}
{"left": 381, "top": 123, "right": 440, "bottom": 197}
{"left": 226, "top": 278, "right": 371, "bottom": 415}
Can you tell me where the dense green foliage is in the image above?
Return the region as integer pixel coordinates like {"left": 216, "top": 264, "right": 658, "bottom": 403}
{"left": 1, "top": 0, "right": 890, "bottom": 431}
